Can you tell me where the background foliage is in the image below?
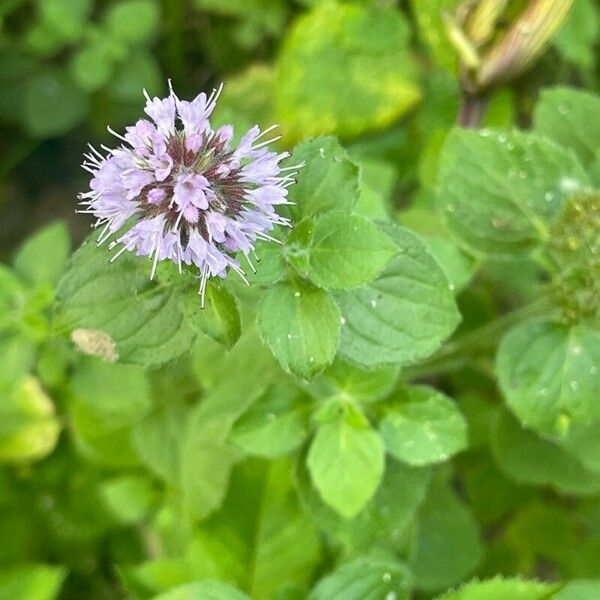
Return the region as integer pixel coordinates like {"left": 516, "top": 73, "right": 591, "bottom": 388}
{"left": 1, "top": 0, "right": 600, "bottom": 599}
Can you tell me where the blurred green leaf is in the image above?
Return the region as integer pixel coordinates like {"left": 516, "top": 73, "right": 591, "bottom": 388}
{"left": 410, "top": 476, "right": 482, "bottom": 592}
{"left": 104, "top": 0, "right": 160, "bottom": 45}
{"left": 0, "top": 564, "right": 66, "bottom": 600}
{"left": 490, "top": 409, "right": 600, "bottom": 495}
{"left": 275, "top": 1, "right": 421, "bottom": 140}
{"left": 13, "top": 221, "right": 69, "bottom": 286}
{"left": 153, "top": 580, "right": 251, "bottom": 600}
{"left": 24, "top": 71, "right": 88, "bottom": 138}
{"left": 0, "top": 376, "right": 60, "bottom": 464}
{"left": 553, "top": 0, "right": 599, "bottom": 71}
{"left": 100, "top": 475, "right": 156, "bottom": 524}
{"left": 534, "top": 87, "right": 600, "bottom": 173}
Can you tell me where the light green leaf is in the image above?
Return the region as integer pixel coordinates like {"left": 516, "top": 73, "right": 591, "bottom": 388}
{"left": 153, "top": 580, "right": 251, "bottom": 600}
{"left": 410, "top": 477, "right": 482, "bottom": 592}
{"left": 490, "top": 410, "right": 600, "bottom": 496}
{"left": 275, "top": 2, "right": 421, "bottom": 140}
{"left": 13, "top": 221, "right": 70, "bottom": 286}
{"left": 554, "top": 580, "right": 600, "bottom": 600}
{"left": 534, "top": 87, "right": 600, "bottom": 171}
{"left": 307, "top": 416, "right": 385, "bottom": 518}
{"left": 100, "top": 475, "right": 156, "bottom": 524}
{"left": 380, "top": 386, "right": 468, "bottom": 466}
{"left": 297, "top": 456, "right": 430, "bottom": 554}
{"left": 287, "top": 213, "right": 398, "bottom": 290}
{"left": 104, "top": 0, "right": 160, "bottom": 44}
{"left": 39, "top": 0, "right": 92, "bottom": 43}
{"left": 258, "top": 281, "right": 340, "bottom": 379}
{"left": 335, "top": 224, "right": 460, "bottom": 367}
{"left": 0, "top": 376, "right": 60, "bottom": 464}
{"left": 0, "top": 564, "right": 66, "bottom": 600}
{"left": 308, "top": 556, "right": 411, "bottom": 600}
{"left": 286, "top": 137, "right": 360, "bottom": 220}
{"left": 55, "top": 236, "right": 196, "bottom": 367}
{"left": 496, "top": 318, "right": 600, "bottom": 435}
{"left": 70, "top": 40, "right": 115, "bottom": 92}
{"left": 435, "top": 576, "right": 559, "bottom": 599}
{"left": 24, "top": 71, "right": 88, "bottom": 138}
{"left": 230, "top": 384, "right": 309, "bottom": 458}
{"left": 181, "top": 283, "right": 240, "bottom": 349}
{"left": 438, "top": 128, "right": 590, "bottom": 258}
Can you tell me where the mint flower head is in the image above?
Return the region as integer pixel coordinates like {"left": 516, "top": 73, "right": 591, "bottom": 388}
{"left": 79, "top": 83, "right": 298, "bottom": 304}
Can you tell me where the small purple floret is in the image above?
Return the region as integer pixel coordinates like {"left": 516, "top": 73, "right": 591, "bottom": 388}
{"left": 79, "top": 83, "right": 299, "bottom": 305}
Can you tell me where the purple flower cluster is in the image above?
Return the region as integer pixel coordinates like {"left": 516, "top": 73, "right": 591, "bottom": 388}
{"left": 79, "top": 83, "right": 298, "bottom": 304}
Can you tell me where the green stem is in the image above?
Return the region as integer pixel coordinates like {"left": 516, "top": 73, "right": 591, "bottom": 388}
{"left": 404, "top": 299, "right": 551, "bottom": 380}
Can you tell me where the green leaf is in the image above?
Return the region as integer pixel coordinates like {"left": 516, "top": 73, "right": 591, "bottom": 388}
{"left": 0, "top": 376, "right": 60, "bottom": 464}
{"left": 334, "top": 224, "right": 460, "bottom": 367}
{"left": 104, "top": 0, "right": 160, "bottom": 45}
{"left": 310, "top": 357, "right": 399, "bottom": 404}
{"left": 438, "top": 128, "right": 590, "bottom": 259}
{"left": 0, "top": 267, "right": 27, "bottom": 334}
{"left": 13, "top": 221, "right": 70, "bottom": 286}
{"left": 70, "top": 40, "right": 115, "bottom": 92}
{"left": 287, "top": 213, "right": 398, "bottom": 290}
{"left": 39, "top": 0, "right": 92, "bottom": 43}
{"left": 24, "top": 70, "right": 88, "bottom": 138}
{"left": 180, "top": 283, "right": 240, "bottom": 349}
{"left": 153, "top": 580, "right": 251, "bottom": 600}
{"left": 187, "top": 459, "right": 321, "bottom": 599}
{"left": 100, "top": 475, "right": 156, "bottom": 524}
{"left": 490, "top": 410, "right": 600, "bottom": 496}
{"left": 55, "top": 236, "right": 196, "bottom": 367}
{"left": 69, "top": 358, "right": 152, "bottom": 467}
{"left": 110, "top": 52, "right": 162, "bottom": 102}
{"left": 380, "top": 386, "right": 468, "bottom": 466}
{"left": 410, "top": 477, "right": 482, "bottom": 592}
{"left": 435, "top": 576, "right": 559, "bottom": 599}
{"left": 275, "top": 2, "right": 421, "bottom": 140}
{"left": 297, "top": 456, "right": 430, "bottom": 554}
{"left": 286, "top": 137, "right": 360, "bottom": 221}
{"left": 553, "top": 0, "right": 600, "bottom": 71}
{"left": 308, "top": 556, "right": 411, "bottom": 600}
{"left": 258, "top": 280, "right": 340, "bottom": 379}
{"left": 133, "top": 403, "right": 187, "bottom": 485}
{"left": 230, "top": 384, "right": 309, "bottom": 458}
{"left": 554, "top": 580, "right": 600, "bottom": 600}
{"left": 0, "top": 564, "right": 66, "bottom": 600}
{"left": 496, "top": 318, "right": 600, "bottom": 435}
{"left": 307, "top": 415, "right": 385, "bottom": 518}
{"left": 534, "top": 87, "right": 600, "bottom": 171}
